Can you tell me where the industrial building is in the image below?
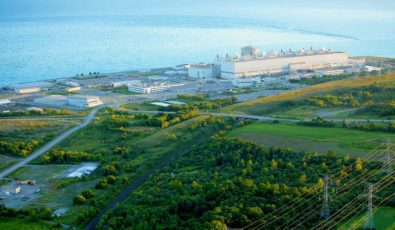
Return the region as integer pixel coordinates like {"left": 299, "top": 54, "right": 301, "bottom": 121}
{"left": 188, "top": 63, "right": 220, "bottom": 81}
{"left": 219, "top": 46, "right": 351, "bottom": 80}
{"left": 111, "top": 80, "right": 141, "bottom": 88}
{"left": 34, "top": 95, "right": 67, "bottom": 106}
{"left": 65, "top": 86, "right": 81, "bottom": 92}
{"left": 33, "top": 95, "right": 103, "bottom": 108}
{"left": 128, "top": 82, "right": 184, "bottom": 94}
{"left": 15, "top": 87, "right": 41, "bottom": 94}
{"left": 67, "top": 95, "right": 103, "bottom": 108}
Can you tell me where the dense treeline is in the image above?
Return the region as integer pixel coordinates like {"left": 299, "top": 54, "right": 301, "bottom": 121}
{"left": 0, "top": 134, "right": 54, "bottom": 157}
{"left": 144, "top": 110, "right": 199, "bottom": 128}
{"left": 0, "top": 108, "right": 75, "bottom": 117}
{"left": 42, "top": 150, "right": 101, "bottom": 163}
{"left": 159, "top": 97, "right": 237, "bottom": 112}
{"left": 97, "top": 134, "right": 385, "bottom": 229}
{"left": 103, "top": 109, "right": 199, "bottom": 129}
{"left": 299, "top": 116, "right": 395, "bottom": 133}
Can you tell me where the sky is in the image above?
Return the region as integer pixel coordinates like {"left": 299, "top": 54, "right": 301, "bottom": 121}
{"left": 1, "top": 0, "right": 395, "bottom": 20}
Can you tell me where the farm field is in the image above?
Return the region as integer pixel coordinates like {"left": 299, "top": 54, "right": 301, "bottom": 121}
{"left": 227, "top": 122, "right": 395, "bottom": 157}
{"left": 339, "top": 206, "right": 395, "bottom": 230}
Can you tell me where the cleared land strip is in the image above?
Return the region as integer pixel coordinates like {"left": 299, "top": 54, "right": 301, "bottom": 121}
{"left": 0, "top": 106, "right": 102, "bottom": 178}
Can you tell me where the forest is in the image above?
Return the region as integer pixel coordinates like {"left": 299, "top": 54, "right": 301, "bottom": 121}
{"left": 97, "top": 134, "right": 393, "bottom": 229}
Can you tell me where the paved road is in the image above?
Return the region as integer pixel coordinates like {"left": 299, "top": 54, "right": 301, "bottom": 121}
{"left": 121, "top": 109, "right": 395, "bottom": 123}
{"left": 0, "top": 106, "right": 102, "bottom": 179}
{"left": 318, "top": 108, "right": 361, "bottom": 117}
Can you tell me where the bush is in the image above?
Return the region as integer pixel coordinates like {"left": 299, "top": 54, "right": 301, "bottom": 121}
{"left": 82, "top": 189, "right": 94, "bottom": 199}
{"left": 73, "top": 195, "right": 86, "bottom": 205}
{"left": 95, "top": 179, "right": 108, "bottom": 189}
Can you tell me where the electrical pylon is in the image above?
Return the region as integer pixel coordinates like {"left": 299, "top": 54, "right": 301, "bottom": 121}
{"left": 382, "top": 139, "right": 392, "bottom": 175}
{"left": 360, "top": 183, "right": 380, "bottom": 230}
{"left": 320, "top": 174, "right": 332, "bottom": 219}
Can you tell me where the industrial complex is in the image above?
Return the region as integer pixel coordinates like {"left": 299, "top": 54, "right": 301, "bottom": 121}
{"left": 0, "top": 46, "right": 378, "bottom": 115}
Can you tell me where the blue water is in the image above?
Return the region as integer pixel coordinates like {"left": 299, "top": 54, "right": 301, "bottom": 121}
{"left": 0, "top": 15, "right": 394, "bottom": 85}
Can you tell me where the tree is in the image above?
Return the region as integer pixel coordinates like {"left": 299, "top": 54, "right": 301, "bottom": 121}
{"left": 73, "top": 195, "right": 86, "bottom": 205}
{"left": 82, "top": 189, "right": 94, "bottom": 199}
{"left": 298, "top": 174, "right": 307, "bottom": 185}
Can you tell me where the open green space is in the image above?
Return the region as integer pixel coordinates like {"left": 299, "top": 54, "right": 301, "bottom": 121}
{"left": 339, "top": 206, "right": 395, "bottom": 230}
{"left": 0, "top": 155, "right": 19, "bottom": 171}
{"left": 0, "top": 119, "right": 76, "bottom": 157}
{"left": 223, "top": 73, "right": 395, "bottom": 115}
{"left": 227, "top": 122, "right": 395, "bottom": 157}
{"left": 120, "top": 102, "right": 161, "bottom": 111}
{"left": 0, "top": 218, "right": 60, "bottom": 230}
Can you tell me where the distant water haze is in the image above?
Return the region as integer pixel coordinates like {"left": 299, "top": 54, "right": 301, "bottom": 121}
{"left": 0, "top": 0, "right": 394, "bottom": 85}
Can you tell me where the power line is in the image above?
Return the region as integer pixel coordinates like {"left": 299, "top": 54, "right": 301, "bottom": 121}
{"left": 248, "top": 144, "right": 384, "bottom": 229}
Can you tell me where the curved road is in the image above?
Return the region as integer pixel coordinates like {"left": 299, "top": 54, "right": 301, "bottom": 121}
{"left": 0, "top": 106, "right": 102, "bottom": 179}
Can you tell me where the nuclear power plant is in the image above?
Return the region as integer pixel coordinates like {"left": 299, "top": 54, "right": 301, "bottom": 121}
{"left": 188, "top": 46, "right": 365, "bottom": 86}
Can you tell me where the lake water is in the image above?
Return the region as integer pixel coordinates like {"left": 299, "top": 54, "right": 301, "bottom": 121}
{"left": 0, "top": 15, "right": 394, "bottom": 85}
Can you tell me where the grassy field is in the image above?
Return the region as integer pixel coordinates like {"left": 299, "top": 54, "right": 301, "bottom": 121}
{"left": 0, "top": 119, "right": 74, "bottom": 140}
{"left": 223, "top": 73, "right": 395, "bottom": 115}
{"left": 0, "top": 155, "right": 19, "bottom": 171}
{"left": 339, "top": 206, "right": 395, "bottom": 230}
{"left": 120, "top": 102, "right": 161, "bottom": 111}
{"left": 0, "top": 218, "right": 61, "bottom": 230}
{"left": 228, "top": 122, "right": 395, "bottom": 157}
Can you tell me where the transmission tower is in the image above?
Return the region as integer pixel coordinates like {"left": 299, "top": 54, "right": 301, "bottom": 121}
{"left": 320, "top": 174, "right": 332, "bottom": 219}
{"left": 359, "top": 183, "right": 380, "bottom": 230}
{"left": 382, "top": 139, "right": 392, "bottom": 175}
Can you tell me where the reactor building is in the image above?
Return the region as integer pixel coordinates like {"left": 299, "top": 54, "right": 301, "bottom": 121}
{"left": 219, "top": 46, "right": 350, "bottom": 80}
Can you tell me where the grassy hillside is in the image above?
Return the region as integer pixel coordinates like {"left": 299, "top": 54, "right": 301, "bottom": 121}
{"left": 223, "top": 73, "right": 395, "bottom": 115}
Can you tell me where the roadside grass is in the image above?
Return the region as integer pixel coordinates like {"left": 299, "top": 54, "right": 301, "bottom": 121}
{"left": 0, "top": 119, "right": 74, "bottom": 140}
{"left": 339, "top": 206, "right": 395, "bottom": 230}
{"left": 227, "top": 122, "right": 395, "bottom": 157}
{"left": 223, "top": 73, "right": 395, "bottom": 114}
{"left": 0, "top": 155, "right": 19, "bottom": 171}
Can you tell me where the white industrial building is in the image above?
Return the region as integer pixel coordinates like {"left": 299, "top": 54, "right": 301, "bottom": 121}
{"left": 111, "top": 80, "right": 141, "bottom": 88}
{"left": 67, "top": 95, "right": 103, "bottom": 108}
{"left": 128, "top": 82, "right": 184, "bottom": 94}
{"left": 15, "top": 87, "right": 41, "bottom": 94}
{"left": 0, "top": 99, "right": 11, "bottom": 106}
{"left": 188, "top": 63, "right": 220, "bottom": 81}
{"left": 34, "top": 95, "right": 103, "bottom": 108}
{"left": 219, "top": 46, "right": 351, "bottom": 80}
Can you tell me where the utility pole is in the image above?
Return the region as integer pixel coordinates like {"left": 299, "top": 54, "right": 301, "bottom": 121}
{"left": 320, "top": 174, "right": 332, "bottom": 219}
{"left": 382, "top": 139, "right": 392, "bottom": 175}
